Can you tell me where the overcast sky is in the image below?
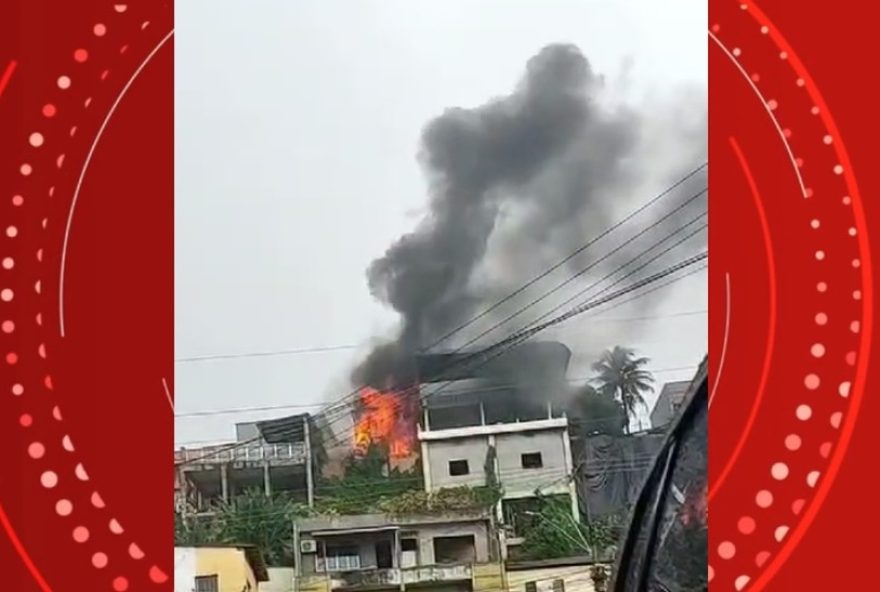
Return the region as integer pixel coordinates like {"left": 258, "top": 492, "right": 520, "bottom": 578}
{"left": 175, "top": 0, "right": 708, "bottom": 447}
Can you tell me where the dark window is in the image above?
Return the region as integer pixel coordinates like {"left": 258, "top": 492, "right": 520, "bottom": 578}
{"left": 521, "top": 452, "right": 543, "bottom": 469}
{"left": 433, "top": 535, "right": 476, "bottom": 564}
{"left": 525, "top": 582, "right": 537, "bottom": 592}
{"left": 552, "top": 579, "right": 565, "bottom": 592}
{"left": 195, "top": 575, "right": 219, "bottom": 592}
{"left": 448, "top": 459, "right": 469, "bottom": 476}
{"left": 401, "top": 538, "right": 418, "bottom": 552}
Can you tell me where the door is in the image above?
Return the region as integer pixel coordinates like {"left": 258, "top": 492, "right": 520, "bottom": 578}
{"left": 375, "top": 540, "right": 393, "bottom": 569}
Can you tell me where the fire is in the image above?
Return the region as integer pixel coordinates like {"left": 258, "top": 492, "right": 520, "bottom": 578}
{"left": 353, "top": 387, "right": 417, "bottom": 459}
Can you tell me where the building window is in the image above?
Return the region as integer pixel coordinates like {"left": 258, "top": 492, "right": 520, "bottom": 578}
{"left": 433, "top": 535, "right": 476, "bottom": 564}
{"left": 322, "top": 545, "right": 361, "bottom": 571}
{"left": 448, "top": 459, "right": 469, "bottom": 476}
{"left": 525, "top": 582, "right": 537, "bottom": 592}
{"left": 194, "top": 575, "right": 219, "bottom": 592}
{"left": 552, "top": 579, "right": 565, "bottom": 592}
{"left": 401, "top": 537, "right": 419, "bottom": 568}
{"left": 521, "top": 452, "right": 543, "bottom": 469}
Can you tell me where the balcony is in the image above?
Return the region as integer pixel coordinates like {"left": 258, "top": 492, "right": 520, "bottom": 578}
{"left": 175, "top": 442, "right": 308, "bottom": 466}
{"left": 320, "top": 564, "right": 473, "bottom": 590}
{"left": 402, "top": 564, "right": 473, "bottom": 584}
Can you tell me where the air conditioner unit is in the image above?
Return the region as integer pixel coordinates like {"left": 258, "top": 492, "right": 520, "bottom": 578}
{"left": 300, "top": 540, "right": 317, "bottom": 554}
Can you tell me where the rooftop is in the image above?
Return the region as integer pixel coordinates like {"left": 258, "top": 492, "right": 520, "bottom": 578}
{"left": 296, "top": 510, "right": 492, "bottom": 534}
{"left": 176, "top": 544, "right": 270, "bottom": 582}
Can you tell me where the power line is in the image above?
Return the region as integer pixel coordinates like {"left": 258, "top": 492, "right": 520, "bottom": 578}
{"left": 418, "top": 252, "right": 707, "bottom": 409}
{"left": 176, "top": 344, "right": 359, "bottom": 364}
{"left": 175, "top": 308, "right": 706, "bottom": 366}
{"left": 173, "top": 356, "right": 701, "bottom": 422}
{"left": 425, "top": 162, "right": 707, "bottom": 352}
{"left": 173, "top": 368, "right": 694, "bottom": 447}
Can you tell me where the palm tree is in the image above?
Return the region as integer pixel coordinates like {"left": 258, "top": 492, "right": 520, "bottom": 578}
{"left": 591, "top": 346, "right": 655, "bottom": 433}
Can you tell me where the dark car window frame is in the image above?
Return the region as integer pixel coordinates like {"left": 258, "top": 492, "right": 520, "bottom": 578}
{"left": 612, "top": 377, "right": 708, "bottom": 592}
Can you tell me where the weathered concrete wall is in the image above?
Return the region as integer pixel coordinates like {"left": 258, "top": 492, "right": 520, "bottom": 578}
{"left": 410, "top": 521, "right": 490, "bottom": 564}
{"left": 426, "top": 436, "right": 491, "bottom": 490}
{"left": 495, "top": 430, "right": 569, "bottom": 497}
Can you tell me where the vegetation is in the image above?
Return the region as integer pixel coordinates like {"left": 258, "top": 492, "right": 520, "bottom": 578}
{"left": 314, "top": 442, "right": 422, "bottom": 514}
{"left": 174, "top": 489, "right": 311, "bottom": 566}
{"left": 377, "top": 486, "right": 501, "bottom": 515}
{"left": 591, "top": 346, "right": 655, "bottom": 433}
{"left": 519, "top": 495, "right": 624, "bottom": 561}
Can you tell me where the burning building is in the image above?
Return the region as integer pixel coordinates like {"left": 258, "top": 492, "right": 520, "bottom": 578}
{"left": 348, "top": 341, "right": 573, "bottom": 470}
{"left": 348, "top": 42, "right": 706, "bottom": 469}
{"left": 353, "top": 386, "right": 419, "bottom": 461}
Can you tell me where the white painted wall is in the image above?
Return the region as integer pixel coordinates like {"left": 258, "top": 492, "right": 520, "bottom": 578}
{"left": 174, "top": 547, "right": 197, "bottom": 592}
{"left": 262, "top": 568, "right": 295, "bottom": 592}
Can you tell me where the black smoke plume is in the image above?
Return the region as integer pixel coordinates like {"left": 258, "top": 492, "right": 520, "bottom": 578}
{"left": 353, "top": 44, "right": 706, "bottom": 388}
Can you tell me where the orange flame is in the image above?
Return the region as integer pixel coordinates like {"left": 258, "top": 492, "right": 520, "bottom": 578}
{"left": 353, "top": 387, "right": 417, "bottom": 459}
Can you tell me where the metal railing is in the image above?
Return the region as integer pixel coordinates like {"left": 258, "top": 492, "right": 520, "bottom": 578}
{"left": 320, "top": 564, "right": 474, "bottom": 589}
{"left": 174, "top": 442, "right": 307, "bottom": 465}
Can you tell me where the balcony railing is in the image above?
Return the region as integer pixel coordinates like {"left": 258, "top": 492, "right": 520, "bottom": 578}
{"left": 321, "top": 564, "right": 473, "bottom": 589}
{"left": 402, "top": 564, "right": 472, "bottom": 584}
{"left": 175, "top": 442, "right": 307, "bottom": 465}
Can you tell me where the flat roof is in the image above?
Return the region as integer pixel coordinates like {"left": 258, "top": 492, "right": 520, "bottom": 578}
{"left": 176, "top": 544, "right": 269, "bottom": 582}
{"left": 297, "top": 510, "right": 490, "bottom": 534}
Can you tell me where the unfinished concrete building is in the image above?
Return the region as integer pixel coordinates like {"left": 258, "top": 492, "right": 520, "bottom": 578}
{"left": 175, "top": 413, "right": 315, "bottom": 513}
{"left": 415, "top": 342, "right": 580, "bottom": 555}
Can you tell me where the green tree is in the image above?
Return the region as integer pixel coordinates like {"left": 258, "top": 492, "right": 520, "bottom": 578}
{"left": 519, "top": 496, "right": 621, "bottom": 560}
{"left": 174, "top": 512, "right": 222, "bottom": 546}
{"left": 591, "top": 346, "right": 655, "bottom": 433}
{"left": 213, "top": 490, "right": 311, "bottom": 566}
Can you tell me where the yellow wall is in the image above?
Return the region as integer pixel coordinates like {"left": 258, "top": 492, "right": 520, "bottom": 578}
{"left": 506, "top": 565, "right": 599, "bottom": 592}
{"left": 196, "top": 547, "right": 259, "bottom": 592}
{"left": 473, "top": 562, "right": 505, "bottom": 592}
{"left": 298, "top": 575, "right": 330, "bottom": 592}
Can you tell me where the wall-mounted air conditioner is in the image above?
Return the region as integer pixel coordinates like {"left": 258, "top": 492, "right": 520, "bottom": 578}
{"left": 300, "top": 539, "right": 317, "bottom": 554}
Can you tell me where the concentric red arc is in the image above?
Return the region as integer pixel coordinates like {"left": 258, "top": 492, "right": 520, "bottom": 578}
{"left": 709, "top": 1, "right": 872, "bottom": 590}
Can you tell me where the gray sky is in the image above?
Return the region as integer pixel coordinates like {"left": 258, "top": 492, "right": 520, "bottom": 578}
{"left": 175, "top": 0, "right": 708, "bottom": 447}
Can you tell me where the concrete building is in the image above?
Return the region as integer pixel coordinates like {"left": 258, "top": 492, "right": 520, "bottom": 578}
{"left": 175, "top": 413, "right": 314, "bottom": 513}
{"left": 174, "top": 544, "right": 269, "bottom": 592}
{"left": 416, "top": 343, "right": 580, "bottom": 550}
{"left": 294, "top": 511, "right": 505, "bottom": 592}
{"left": 649, "top": 381, "right": 690, "bottom": 430}
{"left": 506, "top": 557, "right": 607, "bottom": 592}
